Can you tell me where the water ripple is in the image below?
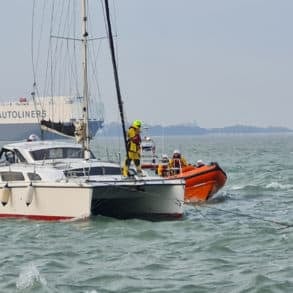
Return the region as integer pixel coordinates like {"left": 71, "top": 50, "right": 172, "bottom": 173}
{"left": 1, "top": 135, "right": 293, "bottom": 292}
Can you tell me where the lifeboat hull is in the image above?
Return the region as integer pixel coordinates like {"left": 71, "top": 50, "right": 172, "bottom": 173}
{"left": 168, "top": 163, "right": 227, "bottom": 202}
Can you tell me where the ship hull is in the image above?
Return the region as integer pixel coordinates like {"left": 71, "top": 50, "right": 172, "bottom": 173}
{"left": 0, "top": 120, "right": 103, "bottom": 141}
{"left": 0, "top": 96, "right": 104, "bottom": 141}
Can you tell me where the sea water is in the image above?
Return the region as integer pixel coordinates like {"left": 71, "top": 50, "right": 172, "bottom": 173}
{"left": 0, "top": 134, "right": 293, "bottom": 292}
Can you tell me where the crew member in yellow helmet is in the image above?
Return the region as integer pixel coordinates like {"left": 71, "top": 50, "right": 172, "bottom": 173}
{"left": 123, "top": 120, "right": 143, "bottom": 176}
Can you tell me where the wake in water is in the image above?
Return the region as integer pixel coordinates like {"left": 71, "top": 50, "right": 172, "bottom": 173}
{"left": 16, "top": 263, "right": 47, "bottom": 290}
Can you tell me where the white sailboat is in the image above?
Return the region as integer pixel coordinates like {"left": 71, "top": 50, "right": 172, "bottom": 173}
{"left": 0, "top": 0, "right": 185, "bottom": 220}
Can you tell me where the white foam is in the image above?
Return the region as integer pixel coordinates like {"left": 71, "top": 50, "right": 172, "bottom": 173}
{"left": 16, "top": 263, "right": 47, "bottom": 290}
{"left": 266, "top": 181, "right": 293, "bottom": 190}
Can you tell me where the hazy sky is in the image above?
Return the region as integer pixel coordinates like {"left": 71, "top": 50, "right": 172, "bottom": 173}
{"left": 1, "top": 0, "right": 293, "bottom": 128}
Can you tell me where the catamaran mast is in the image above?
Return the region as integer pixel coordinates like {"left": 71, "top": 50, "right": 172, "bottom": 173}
{"left": 104, "top": 0, "right": 128, "bottom": 154}
{"left": 81, "top": 0, "right": 90, "bottom": 159}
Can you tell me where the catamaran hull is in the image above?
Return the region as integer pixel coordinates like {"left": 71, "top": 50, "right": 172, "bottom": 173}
{"left": 91, "top": 180, "right": 185, "bottom": 220}
{"left": 0, "top": 183, "right": 93, "bottom": 220}
{"left": 0, "top": 179, "right": 184, "bottom": 221}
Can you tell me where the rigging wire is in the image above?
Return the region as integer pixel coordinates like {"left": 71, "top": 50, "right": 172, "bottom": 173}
{"left": 87, "top": 1, "right": 105, "bottom": 120}
{"left": 31, "top": 0, "right": 37, "bottom": 95}
{"left": 46, "top": 0, "right": 56, "bottom": 104}
{"left": 31, "top": 0, "right": 49, "bottom": 133}
{"left": 41, "top": 0, "right": 79, "bottom": 121}
{"left": 31, "top": 0, "right": 47, "bottom": 98}
{"left": 191, "top": 204, "right": 224, "bottom": 229}
{"left": 31, "top": 0, "right": 39, "bottom": 124}
{"left": 100, "top": 0, "right": 125, "bottom": 126}
{"left": 30, "top": 0, "right": 108, "bottom": 142}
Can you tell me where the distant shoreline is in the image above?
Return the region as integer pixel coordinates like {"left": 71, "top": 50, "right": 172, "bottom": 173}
{"left": 99, "top": 123, "right": 293, "bottom": 136}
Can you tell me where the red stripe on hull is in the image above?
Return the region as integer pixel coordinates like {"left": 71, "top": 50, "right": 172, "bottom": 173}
{"left": 0, "top": 213, "right": 183, "bottom": 221}
{"left": 0, "top": 213, "right": 73, "bottom": 221}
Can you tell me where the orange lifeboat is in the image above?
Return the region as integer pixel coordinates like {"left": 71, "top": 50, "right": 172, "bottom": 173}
{"left": 140, "top": 137, "right": 227, "bottom": 202}
{"left": 165, "top": 162, "right": 227, "bottom": 202}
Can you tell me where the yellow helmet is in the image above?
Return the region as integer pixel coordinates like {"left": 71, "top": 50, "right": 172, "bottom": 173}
{"left": 132, "top": 120, "right": 142, "bottom": 128}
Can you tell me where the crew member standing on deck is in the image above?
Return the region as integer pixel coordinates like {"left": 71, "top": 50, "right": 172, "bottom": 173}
{"left": 123, "top": 120, "right": 143, "bottom": 176}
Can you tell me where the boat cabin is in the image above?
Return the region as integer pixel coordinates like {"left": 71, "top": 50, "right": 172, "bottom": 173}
{"left": 0, "top": 140, "right": 123, "bottom": 178}
{"left": 0, "top": 165, "right": 66, "bottom": 183}
{"left": 0, "top": 140, "right": 94, "bottom": 164}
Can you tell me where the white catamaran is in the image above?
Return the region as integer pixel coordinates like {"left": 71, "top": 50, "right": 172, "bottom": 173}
{"left": 0, "top": 0, "right": 185, "bottom": 220}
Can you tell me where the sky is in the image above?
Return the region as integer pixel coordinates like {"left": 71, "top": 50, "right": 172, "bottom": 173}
{"left": 0, "top": 0, "right": 293, "bottom": 129}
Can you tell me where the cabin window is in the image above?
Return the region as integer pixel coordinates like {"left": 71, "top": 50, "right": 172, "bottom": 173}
{"left": 0, "top": 171, "right": 25, "bottom": 181}
{"left": 64, "top": 148, "right": 84, "bottom": 158}
{"left": 27, "top": 172, "right": 42, "bottom": 181}
{"left": 49, "top": 148, "right": 63, "bottom": 159}
{"left": 64, "top": 169, "right": 88, "bottom": 177}
{"left": 30, "top": 147, "right": 89, "bottom": 161}
{"left": 101, "top": 167, "right": 122, "bottom": 175}
{"left": 30, "top": 149, "right": 47, "bottom": 160}
{"left": 14, "top": 149, "right": 27, "bottom": 163}
{"left": 64, "top": 166, "right": 121, "bottom": 177}
{"left": 4, "top": 151, "right": 15, "bottom": 163}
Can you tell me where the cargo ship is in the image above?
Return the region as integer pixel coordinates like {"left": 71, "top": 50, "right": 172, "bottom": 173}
{"left": 0, "top": 96, "right": 104, "bottom": 141}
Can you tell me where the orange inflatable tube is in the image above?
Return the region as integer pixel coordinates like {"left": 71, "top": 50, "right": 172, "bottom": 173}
{"left": 167, "top": 163, "right": 227, "bottom": 202}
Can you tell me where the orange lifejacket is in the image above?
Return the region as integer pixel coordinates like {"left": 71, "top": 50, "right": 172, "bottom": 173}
{"left": 157, "top": 163, "right": 170, "bottom": 177}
